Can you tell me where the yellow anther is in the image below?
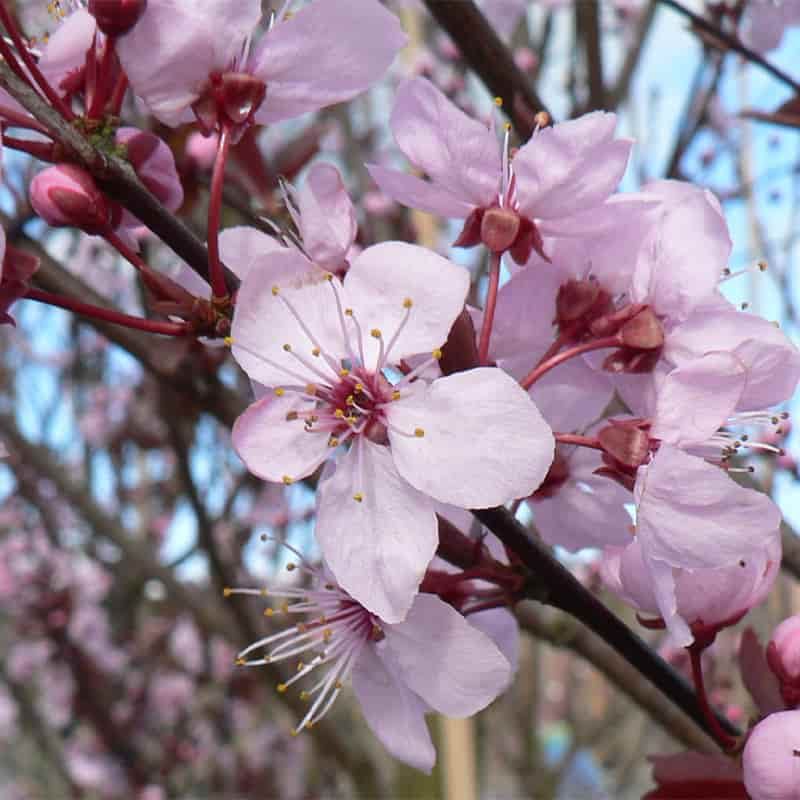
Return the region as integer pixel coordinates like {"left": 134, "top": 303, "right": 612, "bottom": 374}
{"left": 260, "top": 588, "right": 269, "bottom": 596}
{"left": 403, "top": 297, "right": 413, "bottom": 309}
{"left": 346, "top": 395, "right": 355, "bottom": 406}
{"left": 223, "top": 587, "right": 232, "bottom": 597}
{"left": 325, "top": 272, "right": 334, "bottom": 282}
{"left": 277, "top": 683, "right": 288, "bottom": 693}
{"left": 494, "top": 96, "right": 503, "bottom": 107}
{"left": 306, "top": 383, "right": 318, "bottom": 395}
{"left": 322, "top": 628, "right": 333, "bottom": 643}
{"left": 280, "top": 601, "right": 290, "bottom": 613}
{"left": 354, "top": 383, "right": 364, "bottom": 392}
{"left": 235, "top": 658, "right": 246, "bottom": 666}
{"left": 264, "top": 608, "right": 274, "bottom": 617}
{"left": 223, "top": 336, "right": 234, "bottom": 347}
{"left": 334, "top": 409, "right": 345, "bottom": 419}
{"left": 282, "top": 343, "right": 292, "bottom": 352}
{"left": 432, "top": 348, "right": 443, "bottom": 360}
{"left": 334, "top": 680, "right": 343, "bottom": 690}
{"left": 758, "top": 260, "right": 768, "bottom": 272}
{"left": 286, "top": 562, "right": 296, "bottom": 572}
{"left": 290, "top": 729, "right": 300, "bottom": 737}
{"left": 282, "top": 475, "right": 294, "bottom": 485}
{"left": 275, "top": 387, "right": 285, "bottom": 397}
{"left": 271, "top": 285, "right": 280, "bottom": 296}
{"left": 328, "top": 436, "right": 340, "bottom": 448}
{"left": 414, "top": 428, "right": 425, "bottom": 438}
{"left": 312, "top": 347, "right": 321, "bottom": 357}
{"left": 300, "top": 690, "right": 310, "bottom": 701}
{"left": 392, "top": 390, "right": 401, "bottom": 401}
{"left": 297, "top": 661, "right": 305, "bottom": 672}
{"left": 339, "top": 368, "right": 350, "bottom": 377}
{"left": 346, "top": 415, "right": 358, "bottom": 425}
{"left": 305, "top": 721, "right": 315, "bottom": 730}
{"left": 344, "top": 308, "right": 354, "bottom": 316}
{"left": 286, "top": 411, "right": 299, "bottom": 421}
{"left": 504, "top": 122, "right": 512, "bottom": 131}
{"left": 353, "top": 492, "right": 364, "bottom": 503}
{"left": 370, "top": 328, "right": 382, "bottom": 338}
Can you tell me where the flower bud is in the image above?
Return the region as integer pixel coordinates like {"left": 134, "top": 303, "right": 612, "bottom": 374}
{"left": 480, "top": 207, "right": 520, "bottom": 254}
{"left": 767, "top": 615, "right": 800, "bottom": 708}
{"left": 743, "top": 711, "right": 800, "bottom": 800}
{"left": 88, "top": 0, "right": 147, "bottom": 36}
{"left": 30, "top": 164, "right": 114, "bottom": 235}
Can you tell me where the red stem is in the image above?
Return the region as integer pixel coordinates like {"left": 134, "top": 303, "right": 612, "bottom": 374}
{"left": 688, "top": 644, "right": 738, "bottom": 750}
{"left": 519, "top": 335, "right": 620, "bottom": 390}
{"left": 2, "top": 135, "right": 56, "bottom": 161}
{"left": 477, "top": 251, "right": 501, "bottom": 366}
{"left": 0, "top": 104, "right": 49, "bottom": 133}
{"left": 25, "top": 287, "right": 192, "bottom": 336}
{"left": 108, "top": 72, "right": 128, "bottom": 117}
{"left": 87, "top": 34, "right": 117, "bottom": 119}
{"left": 207, "top": 124, "right": 232, "bottom": 298}
{"left": 103, "top": 229, "right": 151, "bottom": 273}
{"left": 555, "top": 433, "right": 603, "bottom": 451}
{"left": 0, "top": 4, "right": 75, "bottom": 121}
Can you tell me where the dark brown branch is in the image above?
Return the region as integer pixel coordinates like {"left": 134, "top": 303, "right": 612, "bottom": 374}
{"left": 575, "top": 0, "right": 606, "bottom": 111}
{"left": 472, "top": 505, "right": 740, "bottom": 743}
{"left": 422, "top": 0, "right": 551, "bottom": 135}
{"left": 659, "top": 0, "right": 800, "bottom": 95}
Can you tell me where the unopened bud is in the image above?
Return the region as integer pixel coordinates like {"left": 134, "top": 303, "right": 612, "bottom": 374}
{"left": 619, "top": 307, "right": 664, "bottom": 350}
{"left": 597, "top": 423, "right": 650, "bottom": 469}
{"left": 767, "top": 615, "right": 800, "bottom": 708}
{"left": 30, "top": 164, "right": 114, "bottom": 235}
{"left": 480, "top": 207, "right": 520, "bottom": 254}
{"left": 88, "top": 0, "right": 147, "bottom": 36}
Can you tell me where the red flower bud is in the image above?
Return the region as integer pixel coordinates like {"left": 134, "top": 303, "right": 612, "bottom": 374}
{"left": 88, "top": 0, "right": 147, "bottom": 37}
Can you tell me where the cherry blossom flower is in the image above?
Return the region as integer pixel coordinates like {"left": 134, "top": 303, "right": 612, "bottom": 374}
{"left": 767, "top": 615, "right": 800, "bottom": 708}
{"left": 116, "top": 0, "right": 407, "bottom": 136}
{"left": 230, "top": 242, "right": 554, "bottom": 621}
{"left": 368, "top": 77, "right": 632, "bottom": 262}
{"left": 742, "top": 710, "right": 800, "bottom": 800}
{"left": 227, "top": 551, "right": 512, "bottom": 773}
{"left": 740, "top": 0, "right": 800, "bottom": 53}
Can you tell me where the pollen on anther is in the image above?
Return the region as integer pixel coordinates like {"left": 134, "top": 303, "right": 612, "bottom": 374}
{"left": 275, "top": 388, "right": 285, "bottom": 397}
{"left": 344, "top": 308, "right": 354, "bottom": 317}
{"left": 334, "top": 409, "right": 345, "bottom": 419}
{"left": 264, "top": 608, "right": 274, "bottom": 617}
{"left": 339, "top": 368, "right": 350, "bottom": 377}
{"left": 322, "top": 628, "right": 333, "bottom": 642}
{"left": 403, "top": 297, "right": 413, "bottom": 308}
{"left": 353, "top": 492, "right": 364, "bottom": 503}
{"left": 432, "top": 348, "right": 443, "bottom": 360}
{"left": 414, "top": 428, "right": 425, "bottom": 438}
{"left": 236, "top": 657, "right": 246, "bottom": 666}
{"left": 299, "top": 690, "right": 310, "bottom": 702}
{"left": 286, "top": 562, "right": 296, "bottom": 572}
{"left": 223, "top": 336, "right": 235, "bottom": 347}
{"left": 312, "top": 347, "right": 321, "bottom": 357}
{"left": 504, "top": 122, "right": 512, "bottom": 131}
{"left": 392, "top": 390, "right": 401, "bottom": 401}
{"left": 354, "top": 383, "right": 364, "bottom": 392}
{"left": 282, "top": 343, "right": 292, "bottom": 352}
{"left": 277, "top": 683, "right": 287, "bottom": 693}
{"left": 493, "top": 96, "right": 503, "bottom": 107}
{"left": 334, "top": 680, "right": 344, "bottom": 690}
{"left": 271, "top": 285, "right": 280, "bottom": 296}
{"left": 280, "top": 601, "right": 290, "bottom": 613}
{"left": 282, "top": 475, "right": 294, "bottom": 485}
{"left": 328, "top": 436, "right": 340, "bottom": 448}
{"left": 286, "top": 411, "right": 299, "bottom": 421}
{"left": 223, "top": 587, "right": 232, "bottom": 597}
{"left": 370, "top": 328, "right": 382, "bottom": 338}
{"left": 296, "top": 661, "right": 305, "bottom": 672}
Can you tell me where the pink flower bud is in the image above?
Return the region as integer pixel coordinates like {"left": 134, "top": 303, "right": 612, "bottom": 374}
{"left": 29, "top": 164, "right": 115, "bottom": 235}
{"left": 88, "top": 0, "right": 147, "bottom": 36}
{"left": 767, "top": 615, "right": 800, "bottom": 708}
{"left": 743, "top": 711, "right": 800, "bottom": 800}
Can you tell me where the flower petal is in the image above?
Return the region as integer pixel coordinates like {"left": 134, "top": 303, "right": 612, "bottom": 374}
{"left": 635, "top": 444, "right": 781, "bottom": 570}
{"left": 650, "top": 352, "right": 746, "bottom": 446}
{"left": 387, "top": 368, "right": 554, "bottom": 508}
{"left": 513, "top": 112, "right": 631, "bottom": 220}
{"left": 366, "top": 164, "right": 476, "bottom": 219}
{"left": 219, "top": 226, "right": 284, "bottom": 282}
{"left": 344, "top": 242, "right": 470, "bottom": 369}
{"left": 384, "top": 593, "right": 511, "bottom": 717}
{"left": 386, "top": 77, "right": 501, "bottom": 208}
{"left": 316, "top": 441, "right": 437, "bottom": 623}
{"left": 467, "top": 608, "right": 519, "bottom": 675}
{"left": 351, "top": 642, "right": 435, "bottom": 773}
{"left": 231, "top": 394, "right": 330, "bottom": 483}
{"left": 231, "top": 254, "right": 348, "bottom": 387}
{"left": 251, "top": 0, "right": 406, "bottom": 124}
{"left": 39, "top": 9, "right": 96, "bottom": 96}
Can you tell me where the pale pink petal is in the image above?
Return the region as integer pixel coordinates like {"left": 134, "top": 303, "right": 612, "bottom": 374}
{"left": 351, "top": 643, "right": 435, "bottom": 773}
{"left": 387, "top": 368, "right": 554, "bottom": 508}
{"left": 385, "top": 77, "right": 501, "bottom": 209}
{"left": 467, "top": 608, "right": 519, "bottom": 674}
{"left": 513, "top": 112, "right": 631, "bottom": 220}
{"left": 38, "top": 9, "right": 96, "bottom": 95}
{"left": 231, "top": 394, "right": 330, "bottom": 482}
{"left": 344, "top": 242, "right": 470, "bottom": 369}
{"left": 219, "top": 226, "right": 284, "bottom": 282}
{"left": 742, "top": 711, "right": 800, "bottom": 800}
{"left": 316, "top": 441, "right": 437, "bottom": 623}
{"left": 231, "top": 255, "right": 348, "bottom": 387}
{"left": 117, "top": 0, "right": 262, "bottom": 126}
{"left": 251, "top": 0, "right": 406, "bottom": 125}
{"left": 635, "top": 444, "right": 781, "bottom": 570}
{"left": 366, "top": 164, "right": 477, "bottom": 219}
{"left": 298, "top": 164, "right": 356, "bottom": 269}
{"left": 384, "top": 593, "right": 511, "bottom": 716}
{"left": 650, "top": 352, "right": 746, "bottom": 446}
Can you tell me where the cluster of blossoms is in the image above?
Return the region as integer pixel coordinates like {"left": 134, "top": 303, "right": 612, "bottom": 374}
{"left": 0, "top": 0, "right": 797, "bottom": 788}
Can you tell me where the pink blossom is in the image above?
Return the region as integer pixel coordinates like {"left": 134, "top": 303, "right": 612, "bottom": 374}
{"left": 368, "top": 77, "right": 632, "bottom": 262}
{"left": 768, "top": 615, "right": 800, "bottom": 708}
{"left": 229, "top": 556, "right": 511, "bottom": 773}
{"left": 742, "top": 710, "right": 800, "bottom": 800}
{"left": 116, "top": 0, "right": 407, "bottom": 136}
{"left": 740, "top": 0, "right": 800, "bottom": 53}
{"left": 231, "top": 243, "right": 554, "bottom": 620}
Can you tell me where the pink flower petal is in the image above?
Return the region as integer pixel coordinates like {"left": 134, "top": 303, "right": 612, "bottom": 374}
{"left": 743, "top": 711, "right": 800, "bottom": 800}
{"left": 387, "top": 368, "right": 554, "bottom": 508}
{"left": 316, "top": 441, "right": 437, "bottom": 623}
{"left": 219, "top": 226, "right": 284, "bottom": 282}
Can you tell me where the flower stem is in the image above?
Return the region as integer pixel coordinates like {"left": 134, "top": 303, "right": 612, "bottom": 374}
{"left": 520, "top": 335, "right": 620, "bottom": 390}
{"left": 104, "top": 229, "right": 150, "bottom": 273}
{"left": 687, "top": 644, "right": 739, "bottom": 750}
{"left": 207, "top": 124, "right": 233, "bottom": 299}
{"left": 477, "top": 251, "right": 501, "bottom": 366}
{"left": 25, "top": 288, "right": 192, "bottom": 336}
{"left": 0, "top": 4, "right": 75, "bottom": 121}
